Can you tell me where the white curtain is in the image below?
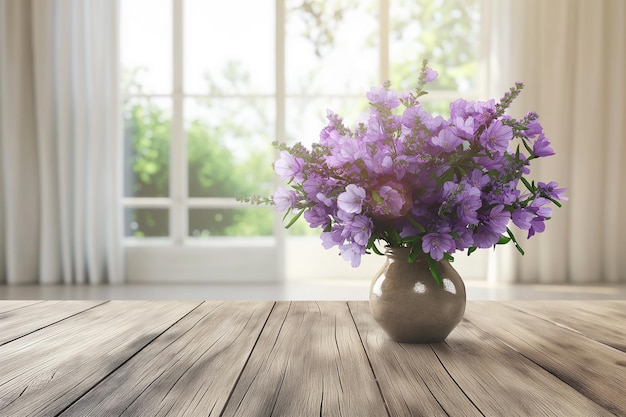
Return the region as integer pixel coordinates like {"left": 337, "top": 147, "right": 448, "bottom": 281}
{"left": 0, "top": 0, "right": 123, "bottom": 284}
{"left": 486, "top": 0, "right": 626, "bottom": 284}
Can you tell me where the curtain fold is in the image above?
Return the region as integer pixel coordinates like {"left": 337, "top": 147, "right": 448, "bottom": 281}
{"left": 487, "top": 0, "right": 626, "bottom": 283}
{"left": 0, "top": 0, "right": 123, "bottom": 284}
{"left": 0, "top": 0, "right": 40, "bottom": 283}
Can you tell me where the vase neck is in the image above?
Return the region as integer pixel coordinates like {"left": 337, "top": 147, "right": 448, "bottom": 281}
{"left": 385, "top": 246, "right": 416, "bottom": 258}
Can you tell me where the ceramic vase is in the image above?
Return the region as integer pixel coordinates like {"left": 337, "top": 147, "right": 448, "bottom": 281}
{"left": 369, "top": 246, "right": 466, "bottom": 343}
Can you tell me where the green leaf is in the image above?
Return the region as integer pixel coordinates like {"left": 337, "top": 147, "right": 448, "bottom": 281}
{"left": 497, "top": 236, "right": 512, "bottom": 245}
{"left": 506, "top": 227, "right": 525, "bottom": 255}
{"left": 436, "top": 168, "right": 455, "bottom": 186}
{"left": 520, "top": 177, "right": 535, "bottom": 193}
{"left": 467, "top": 246, "right": 478, "bottom": 256}
{"left": 426, "top": 256, "right": 444, "bottom": 288}
{"left": 544, "top": 195, "right": 563, "bottom": 208}
{"left": 367, "top": 237, "right": 385, "bottom": 256}
{"left": 522, "top": 138, "right": 534, "bottom": 156}
{"left": 282, "top": 208, "right": 292, "bottom": 222}
{"left": 408, "top": 245, "right": 420, "bottom": 263}
{"left": 454, "top": 166, "right": 467, "bottom": 178}
{"left": 389, "top": 229, "right": 403, "bottom": 245}
{"left": 285, "top": 208, "right": 305, "bottom": 229}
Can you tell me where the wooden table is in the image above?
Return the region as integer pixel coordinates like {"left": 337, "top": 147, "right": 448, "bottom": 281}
{"left": 0, "top": 300, "right": 624, "bottom": 416}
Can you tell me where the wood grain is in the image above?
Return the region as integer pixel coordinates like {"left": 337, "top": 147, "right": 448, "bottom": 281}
{"left": 0, "top": 300, "right": 44, "bottom": 313}
{"left": 60, "top": 301, "right": 274, "bottom": 417}
{"left": 0, "top": 300, "right": 200, "bottom": 416}
{"left": 0, "top": 300, "right": 106, "bottom": 345}
{"left": 348, "top": 301, "right": 482, "bottom": 417}
{"left": 0, "top": 300, "right": 623, "bottom": 416}
{"left": 432, "top": 317, "right": 614, "bottom": 416}
{"left": 464, "top": 301, "right": 626, "bottom": 415}
{"left": 220, "top": 301, "right": 388, "bottom": 417}
{"left": 506, "top": 300, "right": 626, "bottom": 352}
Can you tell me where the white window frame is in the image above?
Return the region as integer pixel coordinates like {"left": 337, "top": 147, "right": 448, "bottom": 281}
{"left": 123, "top": 0, "right": 489, "bottom": 284}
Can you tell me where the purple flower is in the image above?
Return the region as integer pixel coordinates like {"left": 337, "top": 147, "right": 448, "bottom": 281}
{"left": 274, "top": 151, "right": 305, "bottom": 182}
{"left": 487, "top": 181, "right": 520, "bottom": 205}
{"left": 424, "top": 67, "right": 438, "bottom": 82}
{"left": 432, "top": 128, "right": 464, "bottom": 152}
{"left": 366, "top": 85, "right": 400, "bottom": 108}
{"left": 450, "top": 98, "right": 471, "bottom": 119}
{"left": 538, "top": 181, "right": 568, "bottom": 201}
{"left": 453, "top": 227, "right": 474, "bottom": 250}
{"left": 401, "top": 104, "right": 431, "bottom": 128}
{"left": 472, "top": 226, "right": 501, "bottom": 248}
{"left": 533, "top": 134, "right": 555, "bottom": 157}
{"left": 341, "top": 215, "right": 373, "bottom": 246}
{"left": 304, "top": 206, "right": 331, "bottom": 229}
{"left": 451, "top": 116, "right": 475, "bottom": 141}
{"left": 512, "top": 208, "right": 533, "bottom": 230}
{"left": 484, "top": 205, "right": 511, "bottom": 235}
{"left": 480, "top": 120, "right": 512, "bottom": 154}
{"left": 320, "top": 127, "right": 342, "bottom": 148}
{"left": 314, "top": 193, "right": 332, "bottom": 207}
{"left": 370, "top": 181, "right": 411, "bottom": 219}
{"left": 379, "top": 186, "right": 405, "bottom": 214}
{"left": 527, "top": 216, "right": 546, "bottom": 238}
{"left": 302, "top": 176, "right": 322, "bottom": 198}
{"left": 474, "top": 154, "right": 507, "bottom": 171}
{"left": 339, "top": 242, "right": 366, "bottom": 267}
{"left": 467, "top": 169, "right": 490, "bottom": 189}
{"left": 337, "top": 184, "right": 366, "bottom": 214}
{"left": 524, "top": 118, "right": 542, "bottom": 138}
{"left": 321, "top": 228, "right": 344, "bottom": 249}
{"left": 422, "top": 232, "right": 455, "bottom": 260}
{"left": 272, "top": 187, "right": 298, "bottom": 211}
{"left": 457, "top": 189, "right": 482, "bottom": 225}
{"left": 528, "top": 197, "right": 553, "bottom": 218}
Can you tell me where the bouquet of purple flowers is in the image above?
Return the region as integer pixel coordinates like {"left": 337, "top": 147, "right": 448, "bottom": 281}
{"left": 251, "top": 61, "right": 566, "bottom": 285}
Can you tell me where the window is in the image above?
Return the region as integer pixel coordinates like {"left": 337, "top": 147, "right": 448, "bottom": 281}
{"left": 120, "top": 0, "right": 487, "bottom": 283}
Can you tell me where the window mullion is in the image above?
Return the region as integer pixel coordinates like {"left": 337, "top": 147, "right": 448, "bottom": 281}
{"left": 171, "top": 0, "right": 186, "bottom": 244}
{"left": 380, "top": 0, "right": 390, "bottom": 83}
{"left": 275, "top": 0, "right": 286, "bottom": 281}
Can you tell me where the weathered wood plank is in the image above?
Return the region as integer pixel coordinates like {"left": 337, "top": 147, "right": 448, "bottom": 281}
{"left": 348, "top": 301, "right": 482, "bottom": 417}
{"left": 465, "top": 301, "right": 626, "bottom": 415}
{"left": 432, "top": 317, "right": 614, "bottom": 416}
{"left": 221, "top": 301, "right": 388, "bottom": 417}
{"left": 0, "top": 300, "right": 106, "bottom": 346}
{"left": 507, "top": 300, "right": 626, "bottom": 352}
{"left": 0, "top": 300, "right": 44, "bottom": 313}
{"left": 0, "top": 300, "right": 201, "bottom": 416}
{"left": 59, "top": 301, "right": 274, "bottom": 417}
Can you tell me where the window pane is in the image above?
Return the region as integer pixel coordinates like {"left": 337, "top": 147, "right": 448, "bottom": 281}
{"left": 286, "top": 0, "right": 379, "bottom": 95}
{"left": 286, "top": 97, "right": 367, "bottom": 146}
{"left": 186, "top": 98, "right": 274, "bottom": 198}
{"left": 389, "top": 0, "right": 481, "bottom": 92}
{"left": 189, "top": 208, "right": 273, "bottom": 237}
{"left": 120, "top": 0, "right": 172, "bottom": 94}
{"left": 125, "top": 208, "right": 169, "bottom": 238}
{"left": 124, "top": 98, "right": 170, "bottom": 198}
{"left": 184, "top": 0, "right": 275, "bottom": 95}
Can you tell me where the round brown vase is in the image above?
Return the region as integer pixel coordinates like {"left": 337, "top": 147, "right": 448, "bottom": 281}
{"left": 369, "top": 247, "right": 466, "bottom": 343}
